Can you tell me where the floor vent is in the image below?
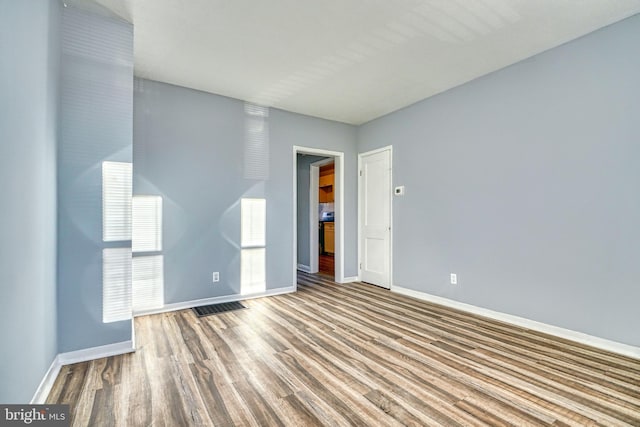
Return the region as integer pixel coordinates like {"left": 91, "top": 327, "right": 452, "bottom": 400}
{"left": 192, "top": 301, "right": 246, "bottom": 317}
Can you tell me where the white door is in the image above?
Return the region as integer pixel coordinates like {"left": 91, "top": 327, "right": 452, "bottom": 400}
{"left": 359, "top": 147, "right": 391, "bottom": 288}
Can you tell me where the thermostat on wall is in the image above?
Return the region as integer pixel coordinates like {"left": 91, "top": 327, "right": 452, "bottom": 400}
{"left": 394, "top": 186, "right": 405, "bottom": 196}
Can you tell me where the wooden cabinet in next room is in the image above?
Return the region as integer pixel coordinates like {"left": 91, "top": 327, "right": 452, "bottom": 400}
{"left": 324, "top": 222, "right": 335, "bottom": 254}
{"left": 319, "top": 163, "right": 334, "bottom": 203}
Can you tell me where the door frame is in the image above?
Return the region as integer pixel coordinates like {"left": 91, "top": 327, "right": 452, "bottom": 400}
{"left": 358, "top": 145, "right": 393, "bottom": 289}
{"left": 309, "top": 157, "right": 335, "bottom": 274}
{"left": 293, "top": 146, "right": 344, "bottom": 288}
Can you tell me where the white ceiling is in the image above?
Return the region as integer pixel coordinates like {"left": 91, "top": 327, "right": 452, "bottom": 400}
{"left": 70, "top": 0, "right": 640, "bottom": 125}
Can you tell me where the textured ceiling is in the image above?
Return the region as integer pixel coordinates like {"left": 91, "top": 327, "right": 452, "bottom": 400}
{"left": 69, "top": 0, "right": 640, "bottom": 124}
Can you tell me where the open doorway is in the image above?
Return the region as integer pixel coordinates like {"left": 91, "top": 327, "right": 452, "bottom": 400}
{"left": 293, "top": 146, "right": 344, "bottom": 287}
{"left": 314, "top": 159, "right": 335, "bottom": 277}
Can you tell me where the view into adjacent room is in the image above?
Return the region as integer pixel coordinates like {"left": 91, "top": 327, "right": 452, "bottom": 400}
{"left": 296, "top": 154, "right": 338, "bottom": 279}
{"left": 318, "top": 162, "right": 335, "bottom": 277}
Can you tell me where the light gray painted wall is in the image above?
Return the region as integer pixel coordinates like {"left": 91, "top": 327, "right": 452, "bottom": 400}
{"left": 0, "top": 0, "right": 60, "bottom": 403}
{"left": 296, "top": 155, "right": 328, "bottom": 267}
{"left": 133, "top": 79, "right": 357, "bottom": 303}
{"left": 57, "top": 7, "right": 133, "bottom": 352}
{"left": 271, "top": 109, "right": 359, "bottom": 279}
{"left": 358, "top": 15, "right": 640, "bottom": 346}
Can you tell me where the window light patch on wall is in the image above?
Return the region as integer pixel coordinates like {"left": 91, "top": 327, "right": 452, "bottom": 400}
{"left": 133, "top": 195, "right": 162, "bottom": 252}
{"left": 244, "top": 103, "right": 270, "bottom": 180}
{"left": 241, "top": 198, "right": 266, "bottom": 248}
{"left": 102, "top": 161, "right": 132, "bottom": 242}
{"left": 103, "top": 247, "right": 132, "bottom": 323}
{"left": 241, "top": 198, "right": 266, "bottom": 295}
{"left": 132, "top": 255, "right": 164, "bottom": 312}
{"left": 241, "top": 248, "right": 266, "bottom": 295}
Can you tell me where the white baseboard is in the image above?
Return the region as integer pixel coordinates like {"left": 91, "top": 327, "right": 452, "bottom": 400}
{"left": 31, "top": 355, "right": 62, "bottom": 404}
{"left": 340, "top": 276, "right": 359, "bottom": 283}
{"left": 297, "top": 264, "right": 311, "bottom": 273}
{"left": 134, "top": 286, "right": 296, "bottom": 317}
{"left": 57, "top": 340, "right": 135, "bottom": 366}
{"left": 392, "top": 286, "right": 640, "bottom": 360}
{"left": 31, "top": 340, "right": 135, "bottom": 404}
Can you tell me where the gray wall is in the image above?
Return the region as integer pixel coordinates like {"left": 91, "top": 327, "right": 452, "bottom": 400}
{"left": 0, "top": 0, "right": 60, "bottom": 403}
{"left": 134, "top": 79, "right": 357, "bottom": 303}
{"left": 296, "top": 155, "right": 328, "bottom": 267}
{"left": 272, "top": 109, "right": 359, "bottom": 279}
{"left": 57, "top": 7, "right": 134, "bottom": 352}
{"left": 358, "top": 15, "right": 640, "bottom": 346}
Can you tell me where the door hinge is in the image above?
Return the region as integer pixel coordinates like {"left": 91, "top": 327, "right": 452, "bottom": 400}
{"left": 359, "top": 262, "right": 362, "bottom": 269}
{"left": 359, "top": 170, "right": 362, "bottom": 176}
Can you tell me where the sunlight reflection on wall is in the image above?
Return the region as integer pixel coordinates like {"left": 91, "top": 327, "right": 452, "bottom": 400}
{"left": 102, "top": 161, "right": 132, "bottom": 323}
{"left": 242, "top": 103, "right": 269, "bottom": 294}
{"left": 132, "top": 195, "right": 164, "bottom": 312}
{"left": 240, "top": 198, "right": 266, "bottom": 295}
{"left": 244, "top": 103, "right": 270, "bottom": 180}
{"left": 102, "top": 162, "right": 165, "bottom": 320}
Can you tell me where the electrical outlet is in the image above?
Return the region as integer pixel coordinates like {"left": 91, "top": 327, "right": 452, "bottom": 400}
{"left": 450, "top": 273, "right": 457, "bottom": 285}
{"left": 212, "top": 272, "right": 220, "bottom": 283}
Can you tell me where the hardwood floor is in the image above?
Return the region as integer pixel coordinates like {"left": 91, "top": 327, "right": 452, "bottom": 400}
{"left": 47, "top": 272, "right": 640, "bottom": 426}
{"left": 318, "top": 254, "right": 334, "bottom": 277}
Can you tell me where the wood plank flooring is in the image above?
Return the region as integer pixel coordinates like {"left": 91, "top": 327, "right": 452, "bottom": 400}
{"left": 47, "top": 272, "right": 640, "bottom": 426}
{"left": 318, "top": 254, "right": 334, "bottom": 276}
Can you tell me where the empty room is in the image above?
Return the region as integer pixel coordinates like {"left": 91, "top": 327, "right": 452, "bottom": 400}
{"left": 1, "top": 0, "right": 639, "bottom": 426}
